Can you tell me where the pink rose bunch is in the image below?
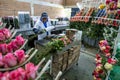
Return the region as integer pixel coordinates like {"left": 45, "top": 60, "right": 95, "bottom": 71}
{"left": 59, "top": 36, "right": 71, "bottom": 46}
{"left": 93, "top": 54, "right": 105, "bottom": 80}
{"left": 0, "top": 63, "right": 38, "bottom": 80}
{"left": 0, "top": 28, "right": 11, "bottom": 41}
{"left": 0, "top": 36, "right": 25, "bottom": 54}
{"left": 0, "top": 50, "right": 27, "bottom": 68}
{"left": 99, "top": 40, "right": 111, "bottom": 57}
{"left": 25, "top": 63, "right": 38, "bottom": 79}
{"left": 93, "top": 40, "right": 117, "bottom": 80}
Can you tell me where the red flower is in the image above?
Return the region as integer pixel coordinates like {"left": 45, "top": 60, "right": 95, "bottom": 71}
{"left": 104, "top": 49, "right": 110, "bottom": 53}
{"left": 108, "top": 58, "right": 116, "bottom": 64}
{"left": 106, "top": 46, "right": 111, "bottom": 50}
{"left": 95, "top": 54, "right": 102, "bottom": 63}
{"left": 106, "top": 0, "right": 110, "bottom": 4}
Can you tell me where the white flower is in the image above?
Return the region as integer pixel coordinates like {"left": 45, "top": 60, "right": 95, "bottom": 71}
{"left": 104, "top": 63, "right": 113, "bottom": 70}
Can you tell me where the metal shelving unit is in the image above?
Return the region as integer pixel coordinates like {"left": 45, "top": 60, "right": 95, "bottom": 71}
{"left": 105, "top": 25, "right": 120, "bottom": 80}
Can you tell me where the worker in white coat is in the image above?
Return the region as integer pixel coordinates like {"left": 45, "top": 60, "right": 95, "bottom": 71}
{"left": 33, "top": 12, "right": 54, "bottom": 40}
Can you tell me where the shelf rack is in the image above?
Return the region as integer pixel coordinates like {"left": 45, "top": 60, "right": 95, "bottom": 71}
{"left": 105, "top": 26, "right": 120, "bottom": 80}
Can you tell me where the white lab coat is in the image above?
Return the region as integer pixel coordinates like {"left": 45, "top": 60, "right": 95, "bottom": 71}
{"left": 34, "top": 18, "right": 53, "bottom": 40}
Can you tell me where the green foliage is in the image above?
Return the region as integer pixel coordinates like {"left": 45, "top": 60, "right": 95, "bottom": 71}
{"left": 70, "top": 21, "right": 105, "bottom": 39}
{"left": 47, "top": 39, "right": 65, "bottom": 53}
{"left": 30, "top": 47, "right": 52, "bottom": 65}
{"left": 110, "top": 65, "right": 120, "bottom": 80}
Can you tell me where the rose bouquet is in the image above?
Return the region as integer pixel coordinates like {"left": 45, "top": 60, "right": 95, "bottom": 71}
{"left": 93, "top": 40, "right": 117, "bottom": 80}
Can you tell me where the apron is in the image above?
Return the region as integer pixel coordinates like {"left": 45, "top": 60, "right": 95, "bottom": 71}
{"left": 34, "top": 19, "right": 51, "bottom": 40}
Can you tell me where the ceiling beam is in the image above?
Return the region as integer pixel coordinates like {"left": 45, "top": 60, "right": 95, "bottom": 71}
{"left": 17, "top": 0, "right": 64, "bottom": 8}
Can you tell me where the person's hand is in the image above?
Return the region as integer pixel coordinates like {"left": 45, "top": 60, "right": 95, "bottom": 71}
{"left": 38, "top": 29, "right": 46, "bottom": 34}
{"left": 33, "top": 28, "right": 39, "bottom": 34}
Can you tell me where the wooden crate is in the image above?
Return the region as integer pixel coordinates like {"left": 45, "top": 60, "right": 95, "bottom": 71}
{"left": 52, "top": 42, "right": 81, "bottom": 77}
{"left": 62, "top": 64, "right": 67, "bottom": 71}
{"left": 53, "top": 54, "right": 63, "bottom": 63}
{"left": 52, "top": 62, "right": 62, "bottom": 77}
{"left": 52, "top": 62, "right": 62, "bottom": 70}
{"left": 52, "top": 68, "right": 61, "bottom": 77}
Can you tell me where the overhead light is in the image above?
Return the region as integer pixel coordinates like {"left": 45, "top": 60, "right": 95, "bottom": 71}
{"left": 76, "top": 2, "right": 82, "bottom": 9}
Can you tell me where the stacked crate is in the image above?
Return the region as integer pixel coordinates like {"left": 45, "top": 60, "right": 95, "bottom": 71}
{"left": 52, "top": 53, "right": 64, "bottom": 77}
{"left": 52, "top": 45, "right": 80, "bottom": 77}
{"left": 67, "top": 45, "right": 80, "bottom": 69}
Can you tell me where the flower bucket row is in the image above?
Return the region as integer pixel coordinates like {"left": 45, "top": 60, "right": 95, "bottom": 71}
{"left": 70, "top": 8, "right": 95, "bottom": 23}
{"left": 92, "top": 10, "right": 120, "bottom": 27}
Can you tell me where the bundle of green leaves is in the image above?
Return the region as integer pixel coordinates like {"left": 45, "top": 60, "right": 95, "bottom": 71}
{"left": 47, "top": 39, "right": 65, "bottom": 53}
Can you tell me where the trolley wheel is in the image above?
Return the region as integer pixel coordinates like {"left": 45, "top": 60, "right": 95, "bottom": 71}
{"left": 76, "top": 63, "right": 78, "bottom": 66}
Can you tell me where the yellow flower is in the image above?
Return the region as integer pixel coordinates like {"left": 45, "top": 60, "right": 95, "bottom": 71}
{"left": 99, "top": 4, "right": 106, "bottom": 9}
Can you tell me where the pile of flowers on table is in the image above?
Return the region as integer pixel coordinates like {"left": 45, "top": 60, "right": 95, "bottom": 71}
{"left": 47, "top": 35, "right": 71, "bottom": 53}
{"left": 93, "top": 40, "right": 117, "bottom": 80}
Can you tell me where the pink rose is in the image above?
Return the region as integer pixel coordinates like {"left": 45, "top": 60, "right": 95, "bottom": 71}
{"left": 10, "top": 70, "right": 23, "bottom": 80}
{"left": 105, "top": 53, "right": 111, "bottom": 57}
{"left": 2, "top": 28, "right": 11, "bottom": 39}
{"left": 0, "top": 43, "right": 7, "bottom": 54}
{"left": 3, "top": 53, "right": 17, "bottom": 68}
{"left": 10, "top": 40, "right": 19, "bottom": 51}
{"left": 7, "top": 43, "right": 13, "bottom": 53}
{"left": 17, "top": 68, "right": 27, "bottom": 80}
{"left": 0, "top": 31, "right": 5, "bottom": 41}
{"left": 14, "top": 50, "right": 26, "bottom": 64}
{"left": 25, "top": 62, "right": 38, "bottom": 79}
{"left": 1, "top": 72, "right": 10, "bottom": 80}
{"left": 0, "top": 72, "right": 3, "bottom": 78}
{"left": 103, "top": 40, "right": 108, "bottom": 46}
{"left": 0, "top": 53, "right": 4, "bottom": 67}
{"left": 15, "top": 36, "right": 25, "bottom": 47}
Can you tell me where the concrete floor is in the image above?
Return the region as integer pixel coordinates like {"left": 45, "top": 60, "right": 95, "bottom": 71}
{"left": 61, "top": 51, "right": 95, "bottom": 80}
